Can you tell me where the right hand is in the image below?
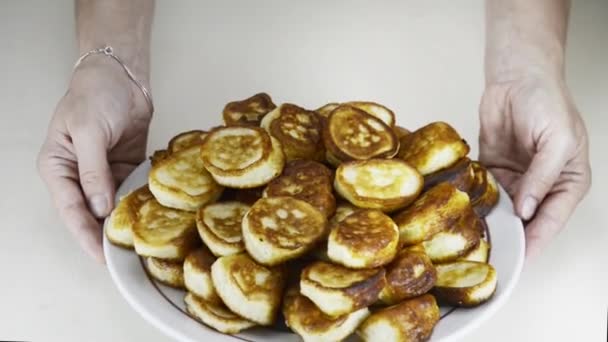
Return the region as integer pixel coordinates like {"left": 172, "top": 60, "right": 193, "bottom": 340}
{"left": 37, "top": 57, "right": 152, "bottom": 263}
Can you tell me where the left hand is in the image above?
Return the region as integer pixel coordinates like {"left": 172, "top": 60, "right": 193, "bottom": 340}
{"left": 478, "top": 73, "right": 591, "bottom": 260}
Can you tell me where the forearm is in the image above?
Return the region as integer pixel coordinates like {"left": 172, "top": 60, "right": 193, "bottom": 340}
{"left": 76, "top": 0, "right": 155, "bottom": 86}
{"left": 485, "top": 0, "right": 570, "bottom": 84}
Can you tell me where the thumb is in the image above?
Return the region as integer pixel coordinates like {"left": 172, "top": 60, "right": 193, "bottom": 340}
{"left": 516, "top": 132, "right": 573, "bottom": 221}
{"left": 73, "top": 130, "right": 115, "bottom": 218}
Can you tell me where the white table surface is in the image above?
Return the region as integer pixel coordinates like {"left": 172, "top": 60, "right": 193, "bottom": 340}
{"left": 1, "top": 1, "right": 606, "bottom": 341}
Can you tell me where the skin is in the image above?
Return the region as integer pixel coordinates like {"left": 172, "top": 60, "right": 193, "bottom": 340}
{"left": 38, "top": 0, "right": 591, "bottom": 263}
{"left": 482, "top": 0, "right": 591, "bottom": 260}
{"left": 37, "top": 0, "right": 154, "bottom": 262}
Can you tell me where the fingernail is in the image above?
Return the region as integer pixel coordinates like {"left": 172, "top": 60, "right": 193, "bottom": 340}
{"left": 88, "top": 195, "right": 108, "bottom": 218}
{"left": 521, "top": 196, "right": 537, "bottom": 220}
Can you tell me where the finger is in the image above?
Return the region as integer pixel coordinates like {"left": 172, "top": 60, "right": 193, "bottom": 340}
{"left": 38, "top": 152, "right": 105, "bottom": 263}
{"left": 524, "top": 185, "right": 582, "bottom": 261}
{"left": 72, "top": 130, "right": 115, "bottom": 218}
{"left": 516, "top": 134, "right": 573, "bottom": 220}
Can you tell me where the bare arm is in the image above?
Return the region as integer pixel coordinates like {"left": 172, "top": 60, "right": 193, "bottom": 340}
{"left": 485, "top": 0, "right": 569, "bottom": 83}
{"left": 480, "top": 0, "right": 590, "bottom": 260}
{"left": 76, "top": 0, "right": 154, "bottom": 86}
{"left": 37, "top": 0, "right": 156, "bottom": 262}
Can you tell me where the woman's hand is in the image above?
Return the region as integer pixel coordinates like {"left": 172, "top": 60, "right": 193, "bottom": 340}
{"left": 37, "top": 57, "right": 152, "bottom": 262}
{"left": 479, "top": 73, "right": 591, "bottom": 259}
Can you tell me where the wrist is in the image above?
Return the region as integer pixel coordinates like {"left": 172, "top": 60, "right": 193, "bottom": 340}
{"left": 486, "top": 38, "right": 565, "bottom": 85}
{"left": 71, "top": 54, "right": 153, "bottom": 116}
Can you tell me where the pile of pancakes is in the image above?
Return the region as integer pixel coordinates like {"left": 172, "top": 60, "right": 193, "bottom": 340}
{"left": 106, "top": 93, "right": 499, "bottom": 341}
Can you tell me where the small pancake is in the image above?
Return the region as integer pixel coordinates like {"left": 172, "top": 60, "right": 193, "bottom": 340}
{"left": 168, "top": 130, "right": 207, "bottom": 154}
{"left": 393, "top": 182, "right": 471, "bottom": 247}
{"left": 323, "top": 105, "right": 399, "bottom": 163}
{"left": 261, "top": 103, "right": 325, "bottom": 161}
{"left": 398, "top": 121, "right": 470, "bottom": 175}
{"left": 263, "top": 160, "right": 336, "bottom": 217}
{"left": 334, "top": 159, "right": 423, "bottom": 212}
{"left": 242, "top": 197, "right": 327, "bottom": 266}
{"left": 106, "top": 185, "right": 154, "bottom": 248}
{"left": 132, "top": 199, "right": 199, "bottom": 261}
{"left": 183, "top": 247, "right": 220, "bottom": 302}
{"left": 211, "top": 253, "right": 285, "bottom": 325}
{"left": 196, "top": 201, "right": 249, "bottom": 257}
{"left": 393, "top": 125, "right": 411, "bottom": 139}
{"left": 200, "top": 126, "right": 285, "bottom": 188}
{"left": 424, "top": 157, "right": 475, "bottom": 193}
{"left": 468, "top": 162, "right": 500, "bottom": 217}
{"left": 150, "top": 149, "right": 170, "bottom": 167}
{"left": 378, "top": 249, "right": 437, "bottom": 305}
{"left": 145, "top": 257, "right": 185, "bottom": 288}
{"left": 316, "top": 101, "right": 395, "bottom": 128}
{"left": 346, "top": 101, "right": 396, "bottom": 127}
{"left": 184, "top": 292, "right": 256, "bottom": 334}
{"left": 329, "top": 202, "right": 359, "bottom": 227}
{"left": 316, "top": 102, "right": 340, "bottom": 118}
{"left": 300, "top": 261, "right": 385, "bottom": 316}
{"left": 223, "top": 92, "right": 277, "bottom": 126}
{"left": 327, "top": 209, "right": 399, "bottom": 269}
{"left": 421, "top": 208, "right": 482, "bottom": 263}
{"left": 459, "top": 238, "right": 490, "bottom": 263}
{"left": 283, "top": 287, "right": 370, "bottom": 341}
{"left": 325, "top": 149, "right": 344, "bottom": 168}
{"left": 149, "top": 144, "right": 224, "bottom": 211}
{"left": 357, "top": 294, "right": 440, "bottom": 342}
{"left": 433, "top": 261, "right": 497, "bottom": 307}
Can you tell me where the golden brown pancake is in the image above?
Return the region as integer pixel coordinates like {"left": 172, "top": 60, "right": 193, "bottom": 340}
{"left": 242, "top": 197, "right": 327, "bottom": 265}
{"left": 145, "top": 257, "right": 185, "bottom": 288}
{"left": 424, "top": 157, "right": 475, "bottom": 193}
{"left": 398, "top": 121, "right": 470, "bottom": 175}
{"left": 168, "top": 130, "right": 207, "bottom": 154}
{"left": 106, "top": 185, "right": 154, "bottom": 248}
{"left": 184, "top": 292, "right": 256, "bottom": 334}
{"left": 433, "top": 261, "right": 497, "bottom": 307}
{"left": 316, "top": 102, "right": 340, "bottom": 118}
{"left": 149, "top": 144, "right": 224, "bottom": 211}
{"left": 132, "top": 199, "right": 199, "bottom": 261}
{"left": 261, "top": 103, "right": 325, "bottom": 161}
{"left": 334, "top": 159, "right": 423, "bottom": 212}
{"left": 150, "top": 149, "right": 170, "bottom": 167}
{"left": 468, "top": 161, "right": 500, "bottom": 217}
{"left": 329, "top": 202, "right": 359, "bottom": 227}
{"left": 393, "top": 182, "right": 471, "bottom": 247}
{"left": 183, "top": 246, "right": 220, "bottom": 302}
{"left": 283, "top": 287, "right": 370, "bottom": 341}
{"left": 323, "top": 105, "right": 399, "bottom": 163}
{"left": 459, "top": 238, "right": 490, "bottom": 263}
{"left": 357, "top": 294, "right": 440, "bottom": 342}
{"left": 421, "top": 208, "right": 482, "bottom": 263}
{"left": 200, "top": 126, "right": 285, "bottom": 188}
{"left": 211, "top": 253, "right": 286, "bottom": 325}
{"left": 263, "top": 160, "right": 336, "bottom": 217}
{"left": 196, "top": 201, "right": 249, "bottom": 257}
{"left": 327, "top": 209, "right": 399, "bottom": 269}
{"left": 223, "top": 92, "right": 277, "bottom": 126}
{"left": 378, "top": 249, "right": 437, "bottom": 305}
{"left": 346, "top": 101, "right": 396, "bottom": 127}
{"left": 393, "top": 125, "right": 411, "bottom": 139}
{"left": 300, "top": 261, "right": 385, "bottom": 316}
{"left": 317, "top": 101, "right": 396, "bottom": 128}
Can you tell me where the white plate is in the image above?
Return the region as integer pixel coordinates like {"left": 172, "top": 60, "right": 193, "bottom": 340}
{"left": 104, "top": 160, "right": 525, "bottom": 342}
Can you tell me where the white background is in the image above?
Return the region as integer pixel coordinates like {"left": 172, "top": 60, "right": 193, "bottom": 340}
{"left": 1, "top": 1, "right": 606, "bottom": 341}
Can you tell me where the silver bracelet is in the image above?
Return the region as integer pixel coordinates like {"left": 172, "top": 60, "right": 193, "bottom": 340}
{"left": 74, "top": 46, "right": 154, "bottom": 114}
